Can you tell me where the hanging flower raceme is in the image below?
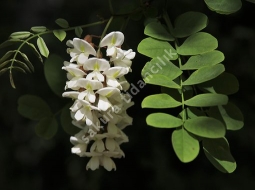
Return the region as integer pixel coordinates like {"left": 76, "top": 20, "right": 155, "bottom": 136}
{"left": 62, "top": 31, "right": 135, "bottom": 171}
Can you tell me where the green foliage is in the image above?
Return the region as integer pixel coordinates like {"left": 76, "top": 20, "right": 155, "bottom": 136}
{"left": 17, "top": 94, "right": 78, "bottom": 139}
{"left": 53, "top": 30, "right": 67, "bottom": 42}
{"left": 0, "top": 17, "right": 108, "bottom": 88}
{"left": 204, "top": 0, "right": 242, "bottom": 14}
{"left": 203, "top": 138, "right": 236, "bottom": 173}
{"left": 44, "top": 54, "right": 66, "bottom": 97}
{"left": 37, "top": 36, "right": 49, "bottom": 58}
{"left": 146, "top": 113, "right": 183, "bottom": 128}
{"left": 55, "top": 18, "right": 69, "bottom": 28}
{"left": 173, "top": 12, "right": 208, "bottom": 38}
{"left": 18, "top": 95, "right": 52, "bottom": 120}
{"left": 172, "top": 128, "right": 200, "bottom": 163}
{"left": 138, "top": 10, "right": 243, "bottom": 173}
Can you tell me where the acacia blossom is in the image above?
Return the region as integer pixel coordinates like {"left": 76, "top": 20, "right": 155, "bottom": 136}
{"left": 62, "top": 31, "right": 135, "bottom": 171}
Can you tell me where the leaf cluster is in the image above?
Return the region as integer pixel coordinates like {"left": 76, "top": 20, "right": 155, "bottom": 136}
{"left": 138, "top": 11, "right": 243, "bottom": 173}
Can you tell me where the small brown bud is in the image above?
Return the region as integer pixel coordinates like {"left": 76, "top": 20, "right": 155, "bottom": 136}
{"left": 84, "top": 35, "right": 92, "bottom": 43}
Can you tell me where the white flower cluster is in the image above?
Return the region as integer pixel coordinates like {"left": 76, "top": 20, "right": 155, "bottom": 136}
{"left": 62, "top": 31, "right": 135, "bottom": 171}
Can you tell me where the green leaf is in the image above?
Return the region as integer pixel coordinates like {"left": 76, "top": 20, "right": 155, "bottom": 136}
{"left": 44, "top": 54, "right": 66, "bottom": 97}
{"left": 75, "top": 27, "right": 83, "bottom": 38}
{"left": 146, "top": 113, "right": 183, "bottom": 128}
{"left": 0, "top": 50, "right": 15, "bottom": 64}
{"left": 53, "top": 30, "right": 66, "bottom": 42}
{"left": 172, "top": 128, "right": 200, "bottom": 163}
{"left": 198, "top": 72, "right": 239, "bottom": 95}
{"left": 14, "top": 60, "right": 31, "bottom": 73}
{"left": 203, "top": 138, "right": 236, "bottom": 173}
{"left": 0, "top": 60, "right": 11, "bottom": 70}
{"left": 10, "top": 31, "right": 31, "bottom": 39}
{"left": 31, "top": 26, "right": 47, "bottom": 33}
{"left": 181, "top": 50, "right": 224, "bottom": 70}
{"left": 25, "top": 42, "right": 43, "bottom": 63}
{"left": 184, "top": 93, "right": 228, "bottom": 107}
{"left": 173, "top": 12, "right": 208, "bottom": 38}
{"left": 144, "top": 75, "right": 181, "bottom": 89}
{"left": 142, "top": 93, "right": 182, "bottom": 108}
{"left": 0, "top": 68, "right": 8, "bottom": 76}
{"left": 144, "top": 22, "right": 174, "bottom": 41}
{"left": 35, "top": 117, "right": 58, "bottom": 140}
{"left": 184, "top": 116, "right": 226, "bottom": 138}
{"left": 37, "top": 37, "right": 49, "bottom": 58}
{"left": 19, "top": 51, "right": 34, "bottom": 72}
{"left": 60, "top": 103, "right": 80, "bottom": 135}
{"left": 182, "top": 64, "right": 225, "bottom": 85}
{"left": 10, "top": 71, "right": 15, "bottom": 88}
{"left": 0, "top": 39, "right": 23, "bottom": 49}
{"left": 17, "top": 95, "right": 52, "bottom": 121}
{"left": 218, "top": 103, "right": 244, "bottom": 130}
{"left": 204, "top": 0, "right": 242, "bottom": 14}
{"left": 55, "top": 18, "right": 69, "bottom": 28}
{"left": 12, "top": 66, "right": 26, "bottom": 73}
{"left": 142, "top": 57, "right": 182, "bottom": 80}
{"left": 177, "top": 32, "right": 218, "bottom": 55}
{"left": 138, "top": 37, "right": 178, "bottom": 60}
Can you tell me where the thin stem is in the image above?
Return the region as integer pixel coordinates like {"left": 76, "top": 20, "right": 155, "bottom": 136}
{"left": 97, "top": 16, "right": 114, "bottom": 57}
{"left": 163, "top": 10, "right": 186, "bottom": 123}
{"left": 108, "top": 0, "right": 114, "bottom": 14}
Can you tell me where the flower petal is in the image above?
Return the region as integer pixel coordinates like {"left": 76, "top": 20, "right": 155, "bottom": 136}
{"left": 99, "top": 31, "right": 124, "bottom": 48}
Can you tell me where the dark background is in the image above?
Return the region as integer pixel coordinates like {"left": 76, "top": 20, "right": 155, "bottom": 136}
{"left": 0, "top": 0, "right": 255, "bottom": 189}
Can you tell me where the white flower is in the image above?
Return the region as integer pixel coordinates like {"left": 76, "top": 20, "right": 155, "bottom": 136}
{"left": 63, "top": 31, "right": 136, "bottom": 171}
{"left": 83, "top": 58, "right": 110, "bottom": 82}
{"left": 70, "top": 99, "right": 99, "bottom": 125}
{"left": 103, "top": 67, "right": 129, "bottom": 89}
{"left": 96, "top": 87, "right": 122, "bottom": 111}
{"left": 99, "top": 31, "right": 124, "bottom": 56}
{"left": 76, "top": 78, "right": 103, "bottom": 103}
{"left": 90, "top": 139, "right": 105, "bottom": 152}
{"left": 110, "top": 48, "right": 135, "bottom": 71}
{"left": 86, "top": 156, "right": 100, "bottom": 170}
{"left": 67, "top": 38, "right": 96, "bottom": 65}
{"left": 100, "top": 156, "right": 116, "bottom": 171}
